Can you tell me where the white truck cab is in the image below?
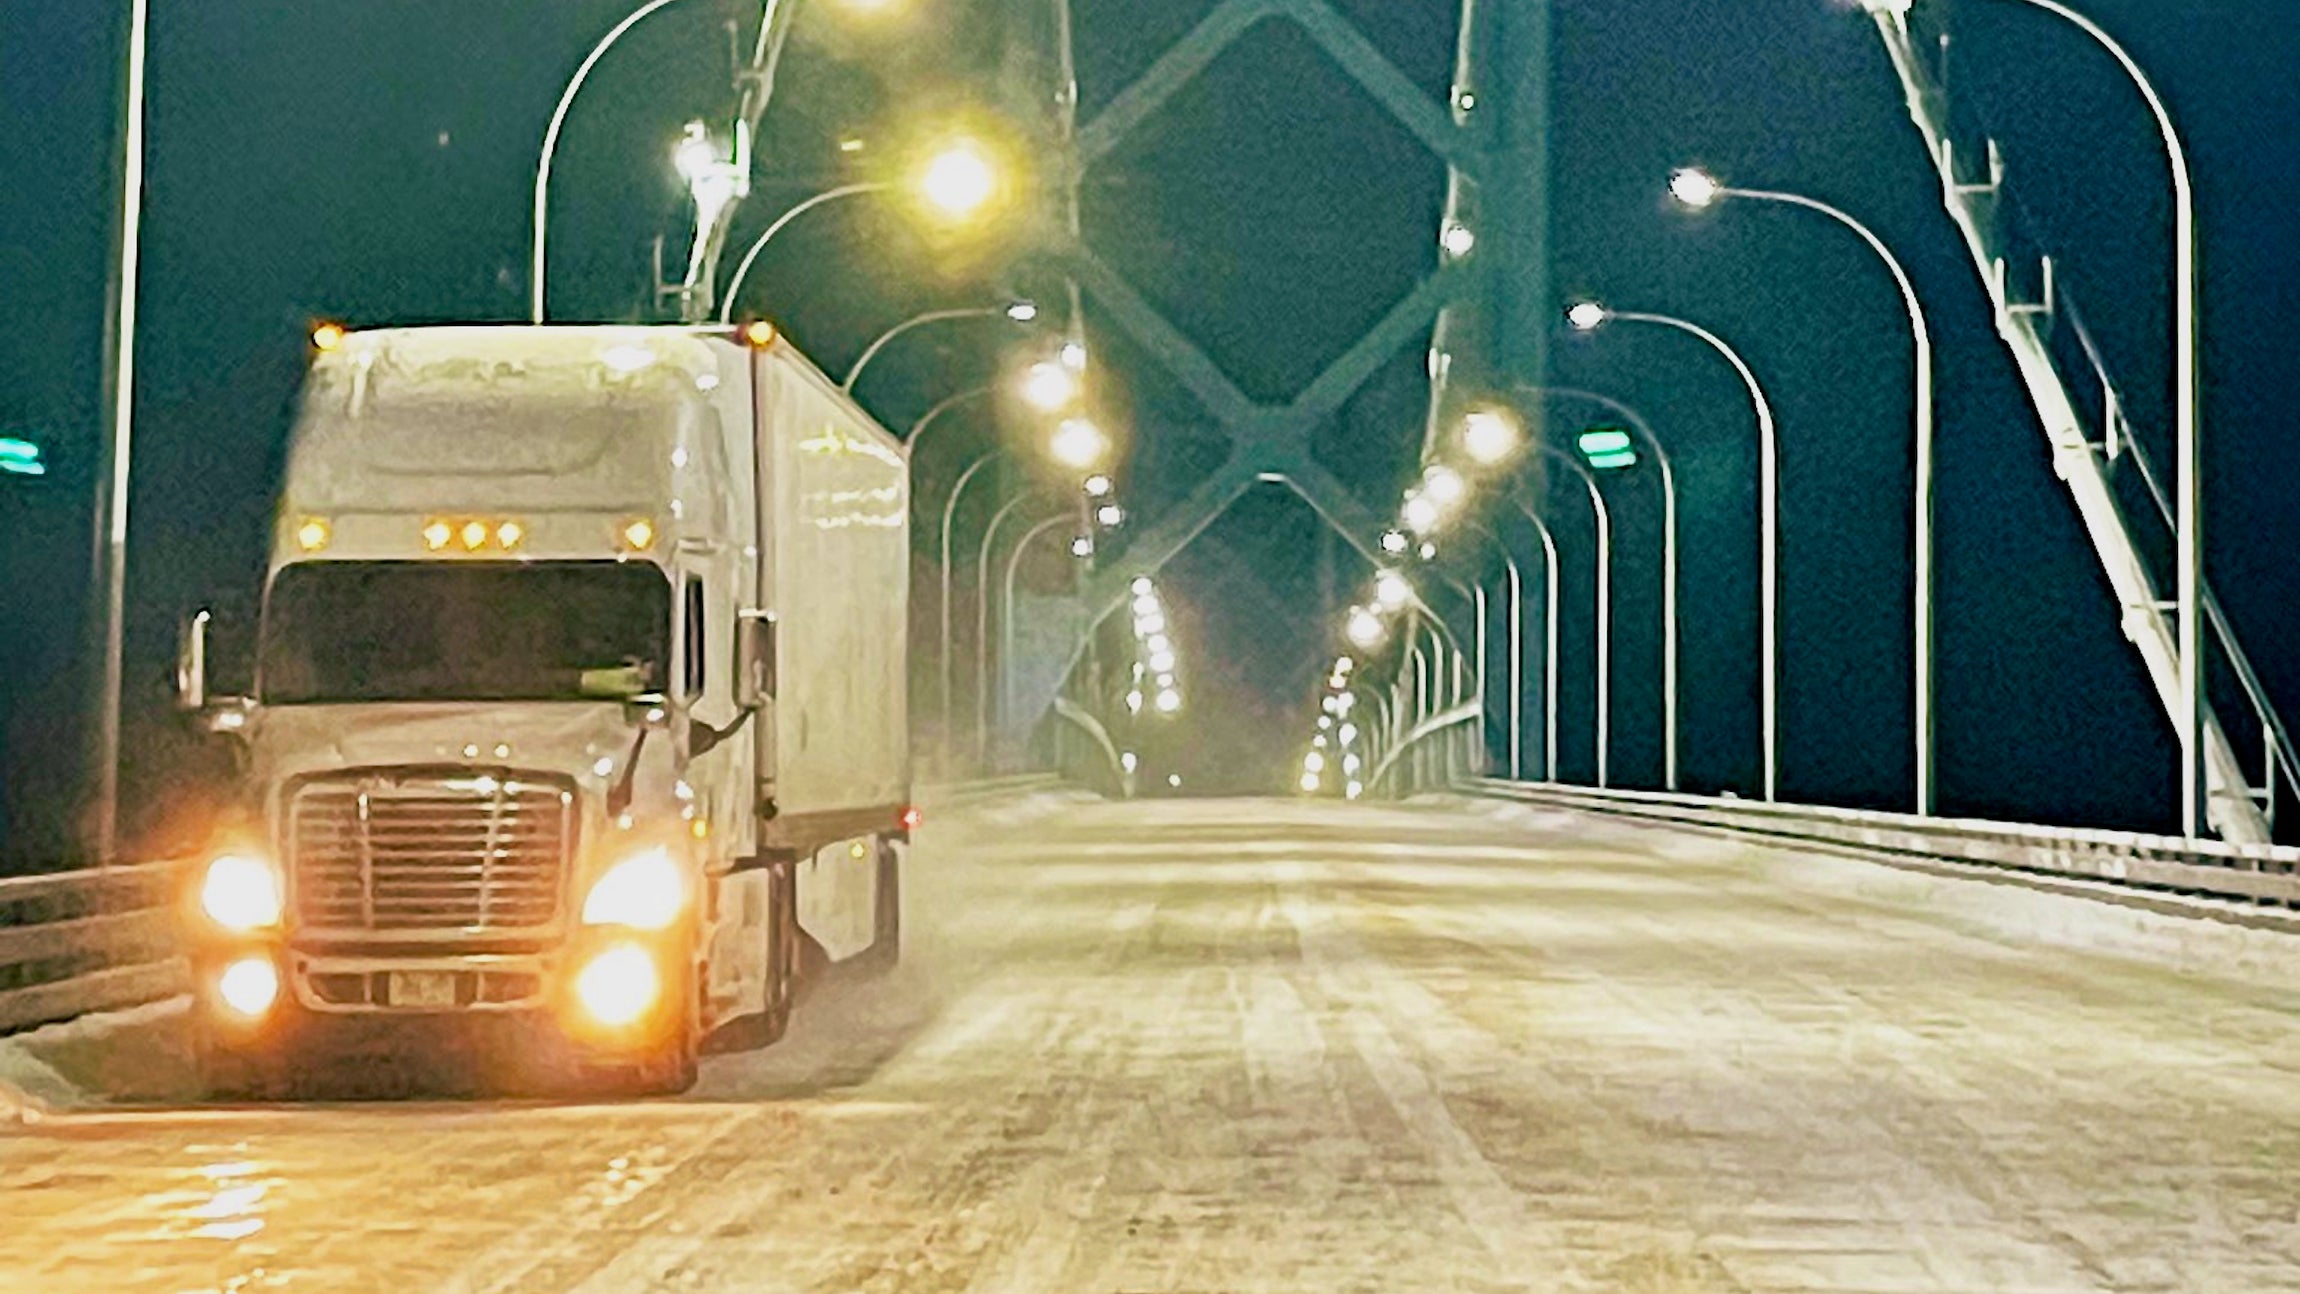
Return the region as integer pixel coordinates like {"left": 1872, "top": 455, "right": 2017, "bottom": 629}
{"left": 176, "top": 324, "right": 911, "bottom": 1096}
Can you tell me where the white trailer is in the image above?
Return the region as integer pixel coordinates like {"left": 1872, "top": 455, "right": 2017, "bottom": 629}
{"left": 174, "top": 323, "right": 911, "bottom": 1095}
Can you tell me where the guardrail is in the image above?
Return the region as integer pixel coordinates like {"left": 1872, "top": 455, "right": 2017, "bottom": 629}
{"left": 1371, "top": 700, "right": 1486, "bottom": 796}
{"left": 1470, "top": 781, "right": 2300, "bottom": 912}
{"left": 0, "top": 861, "right": 185, "bottom": 1036}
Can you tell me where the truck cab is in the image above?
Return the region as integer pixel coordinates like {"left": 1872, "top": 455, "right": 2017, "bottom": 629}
{"left": 177, "top": 324, "right": 911, "bottom": 1096}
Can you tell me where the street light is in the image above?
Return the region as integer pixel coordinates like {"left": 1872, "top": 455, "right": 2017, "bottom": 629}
{"left": 1048, "top": 418, "right": 1110, "bottom": 471}
{"left": 719, "top": 141, "right": 1008, "bottom": 325}
{"left": 906, "top": 385, "right": 993, "bottom": 450}
{"left": 1019, "top": 361, "right": 1080, "bottom": 413}
{"left": 1669, "top": 165, "right": 1937, "bottom": 817}
{"left": 1461, "top": 409, "right": 1521, "bottom": 466}
{"left": 531, "top": 0, "right": 700, "bottom": 324}
{"left": 1537, "top": 445, "right": 1614, "bottom": 789}
{"left": 1570, "top": 299, "right": 1779, "bottom": 802}
{"left": 1937, "top": 0, "right": 2205, "bottom": 834}
{"left": 1401, "top": 492, "right": 1442, "bottom": 536}
{"left": 843, "top": 302, "right": 1038, "bottom": 393}
{"left": 1375, "top": 570, "right": 1413, "bottom": 612}
{"left": 1422, "top": 464, "right": 1466, "bottom": 509}
{"left": 718, "top": 181, "right": 889, "bottom": 324}
{"left": 1346, "top": 606, "right": 1387, "bottom": 650}
{"left": 920, "top": 139, "right": 1000, "bottom": 219}
{"left": 1544, "top": 386, "right": 1679, "bottom": 793}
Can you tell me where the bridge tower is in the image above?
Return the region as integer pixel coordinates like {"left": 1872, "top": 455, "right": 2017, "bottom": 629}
{"left": 998, "top": 0, "right": 1553, "bottom": 749}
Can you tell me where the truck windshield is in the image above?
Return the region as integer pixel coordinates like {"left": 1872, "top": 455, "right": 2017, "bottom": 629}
{"left": 259, "top": 561, "right": 671, "bottom": 704}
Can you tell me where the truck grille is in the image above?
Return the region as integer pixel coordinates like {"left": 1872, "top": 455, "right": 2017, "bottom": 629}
{"left": 288, "top": 771, "right": 574, "bottom": 932}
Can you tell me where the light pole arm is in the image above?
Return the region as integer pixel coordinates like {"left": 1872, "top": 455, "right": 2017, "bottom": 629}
{"left": 531, "top": 0, "right": 696, "bottom": 324}
{"left": 1722, "top": 184, "right": 1935, "bottom": 813}
{"left": 846, "top": 308, "right": 1000, "bottom": 394}
{"left": 908, "top": 386, "right": 994, "bottom": 450}
{"left": 717, "top": 182, "right": 887, "bottom": 324}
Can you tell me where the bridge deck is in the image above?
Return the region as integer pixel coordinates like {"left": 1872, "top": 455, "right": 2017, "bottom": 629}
{"left": 4, "top": 795, "right": 2298, "bottom": 1291}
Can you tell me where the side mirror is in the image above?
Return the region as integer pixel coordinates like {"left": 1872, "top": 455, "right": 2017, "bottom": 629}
{"left": 175, "top": 610, "right": 211, "bottom": 713}
{"left": 734, "top": 611, "right": 777, "bottom": 711}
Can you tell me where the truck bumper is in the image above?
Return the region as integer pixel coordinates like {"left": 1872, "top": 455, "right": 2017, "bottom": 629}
{"left": 190, "top": 934, "right": 693, "bottom": 1094}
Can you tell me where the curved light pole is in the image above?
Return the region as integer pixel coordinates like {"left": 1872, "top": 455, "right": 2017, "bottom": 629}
{"left": 845, "top": 304, "right": 1035, "bottom": 394}
{"left": 975, "top": 492, "right": 1052, "bottom": 766}
{"left": 531, "top": 0, "right": 699, "bottom": 324}
{"left": 1571, "top": 301, "right": 1779, "bottom": 801}
{"left": 716, "top": 181, "right": 889, "bottom": 324}
{"left": 1541, "top": 385, "right": 1679, "bottom": 791}
{"left": 1537, "top": 445, "right": 1613, "bottom": 789}
{"left": 1510, "top": 503, "right": 1564, "bottom": 782}
{"left": 910, "top": 385, "right": 993, "bottom": 451}
{"left": 934, "top": 446, "right": 1004, "bottom": 763}
{"left": 1670, "top": 168, "right": 1934, "bottom": 815}
{"left": 1000, "top": 514, "right": 1074, "bottom": 754}
{"left": 1460, "top": 521, "right": 1525, "bottom": 781}
{"left": 1971, "top": 0, "right": 2203, "bottom": 835}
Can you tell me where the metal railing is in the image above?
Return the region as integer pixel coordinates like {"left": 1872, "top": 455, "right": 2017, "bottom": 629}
{"left": 1471, "top": 781, "right": 2300, "bottom": 912}
{"left": 1371, "top": 699, "right": 1486, "bottom": 797}
{"left": 0, "top": 861, "right": 184, "bottom": 1036}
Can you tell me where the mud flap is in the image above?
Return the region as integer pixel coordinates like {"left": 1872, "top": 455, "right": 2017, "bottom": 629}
{"left": 796, "top": 834, "right": 880, "bottom": 963}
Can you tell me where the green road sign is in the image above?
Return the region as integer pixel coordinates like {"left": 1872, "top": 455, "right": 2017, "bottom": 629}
{"left": 1576, "top": 427, "right": 1637, "bottom": 471}
{"left": 0, "top": 436, "right": 47, "bottom": 477}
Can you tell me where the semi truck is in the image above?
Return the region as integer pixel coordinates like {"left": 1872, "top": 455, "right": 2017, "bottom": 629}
{"left": 173, "top": 323, "right": 911, "bottom": 1096}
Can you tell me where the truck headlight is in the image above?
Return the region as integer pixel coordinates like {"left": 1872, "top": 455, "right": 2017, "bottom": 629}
{"left": 580, "top": 847, "right": 686, "bottom": 930}
{"left": 574, "top": 944, "right": 659, "bottom": 1026}
{"left": 200, "top": 853, "right": 283, "bottom": 931}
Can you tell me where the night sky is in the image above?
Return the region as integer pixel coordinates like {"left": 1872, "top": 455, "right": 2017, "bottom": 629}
{"left": 4, "top": 0, "right": 2297, "bottom": 862}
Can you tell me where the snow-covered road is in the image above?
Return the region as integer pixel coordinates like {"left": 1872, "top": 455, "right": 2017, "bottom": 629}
{"left": 7, "top": 794, "right": 2300, "bottom": 1292}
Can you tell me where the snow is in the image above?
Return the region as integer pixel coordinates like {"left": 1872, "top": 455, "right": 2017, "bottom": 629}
{"left": 4, "top": 795, "right": 2300, "bottom": 1291}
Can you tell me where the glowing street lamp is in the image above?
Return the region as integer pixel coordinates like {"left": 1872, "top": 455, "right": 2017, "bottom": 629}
{"left": 1668, "top": 166, "right": 1723, "bottom": 210}
{"left": 919, "top": 139, "right": 999, "bottom": 219}
{"left": 1401, "top": 492, "right": 1442, "bottom": 536}
{"left": 1048, "top": 418, "right": 1110, "bottom": 471}
{"left": 1020, "top": 361, "right": 1080, "bottom": 413}
{"left": 1346, "top": 606, "right": 1387, "bottom": 650}
{"left": 1374, "top": 570, "right": 1412, "bottom": 612}
{"left": 1422, "top": 464, "right": 1466, "bottom": 508}
{"left": 1461, "top": 409, "right": 1521, "bottom": 466}
{"left": 1566, "top": 300, "right": 1610, "bottom": 333}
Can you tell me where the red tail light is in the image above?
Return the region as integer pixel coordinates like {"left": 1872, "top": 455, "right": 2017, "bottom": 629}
{"left": 898, "top": 806, "right": 923, "bottom": 833}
